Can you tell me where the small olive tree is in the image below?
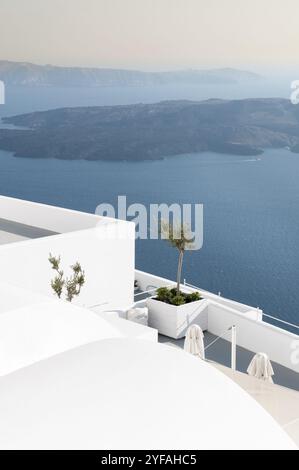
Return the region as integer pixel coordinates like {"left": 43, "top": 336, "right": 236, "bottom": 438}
{"left": 49, "top": 254, "right": 85, "bottom": 302}
{"left": 160, "top": 220, "right": 195, "bottom": 295}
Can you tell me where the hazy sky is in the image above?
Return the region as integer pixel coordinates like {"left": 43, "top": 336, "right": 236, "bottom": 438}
{"left": 0, "top": 0, "right": 298, "bottom": 70}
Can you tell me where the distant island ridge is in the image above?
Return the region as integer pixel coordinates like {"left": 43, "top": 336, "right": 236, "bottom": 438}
{"left": 1, "top": 98, "right": 299, "bottom": 161}
{"left": 0, "top": 60, "right": 261, "bottom": 87}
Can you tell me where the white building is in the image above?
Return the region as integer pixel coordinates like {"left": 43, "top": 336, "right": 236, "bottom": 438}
{"left": 0, "top": 195, "right": 297, "bottom": 449}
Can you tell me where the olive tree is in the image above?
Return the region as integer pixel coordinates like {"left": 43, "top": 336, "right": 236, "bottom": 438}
{"left": 160, "top": 220, "right": 195, "bottom": 295}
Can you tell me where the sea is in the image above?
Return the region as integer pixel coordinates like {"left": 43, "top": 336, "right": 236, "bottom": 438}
{"left": 0, "top": 79, "right": 298, "bottom": 330}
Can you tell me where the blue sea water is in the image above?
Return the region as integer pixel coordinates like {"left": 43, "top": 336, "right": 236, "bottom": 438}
{"left": 0, "top": 148, "right": 298, "bottom": 329}
{"left": 0, "top": 83, "right": 298, "bottom": 330}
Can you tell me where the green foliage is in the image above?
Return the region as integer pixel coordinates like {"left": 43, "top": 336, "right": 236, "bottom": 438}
{"left": 160, "top": 220, "right": 195, "bottom": 251}
{"left": 171, "top": 295, "right": 186, "bottom": 306}
{"left": 159, "top": 219, "right": 195, "bottom": 295}
{"left": 156, "top": 287, "right": 171, "bottom": 302}
{"left": 184, "top": 291, "right": 201, "bottom": 303}
{"left": 50, "top": 275, "right": 65, "bottom": 299}
{"left": 155, "top": 287, "right": 202, "bottom": 306}
{"left": 49, "top": 254, "right": 64, "bottom": 299}
{"left": 169, "top": 288, "right": 177, "bottom": 296}
{"left": 49, "top": 254, "right": 86, "bottom": 302}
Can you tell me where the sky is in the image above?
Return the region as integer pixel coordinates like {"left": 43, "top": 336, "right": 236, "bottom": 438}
{"left": 0, "top": 0, "right": 298, "bottom": 71}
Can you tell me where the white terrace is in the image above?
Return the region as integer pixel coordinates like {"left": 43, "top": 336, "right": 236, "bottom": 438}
{"left": 0, "top": 195, "right": 135, "bottom": 313}
{"left": 0, "top": 195, "right": 297, "bottom": 448}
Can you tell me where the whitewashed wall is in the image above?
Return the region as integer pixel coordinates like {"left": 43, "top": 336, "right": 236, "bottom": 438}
{"left": 208, "top": 303, "right": 299, "bottom": 373}
{"left": 136, "top": 270, "right": 299, "bottom": 373}
{"left": 135, "top": 270, "right": 260, "bottom": 314}
{"left": 0, "top": 222, "right": 135, "bottom": 312}
{"left": 0, "top": 196, "right": 104, "bottom": 233}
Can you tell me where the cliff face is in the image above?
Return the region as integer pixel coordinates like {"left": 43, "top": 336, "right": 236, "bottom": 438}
{"left": 1, "top": 98, "right": 299, "bottom": 161}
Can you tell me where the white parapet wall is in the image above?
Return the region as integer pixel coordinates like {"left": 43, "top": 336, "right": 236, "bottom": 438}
{"left": 0, "top": 197, "right": 135, "bottom": 312}
{"left": 207, "top": 303, "right": 299, "bottom": 373}
{"left": 0, "top": 195, "right": 103, "bottom": 233}
{"left": 135, "top": 269, "right": 260, "bottom": 315}
{"left": 135, "top": 270, "right": 299, "bottom": 373}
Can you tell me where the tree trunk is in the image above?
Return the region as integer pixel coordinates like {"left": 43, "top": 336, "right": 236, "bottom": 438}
{"left": 177, "top": 249, "right": 184, "bottom": 295}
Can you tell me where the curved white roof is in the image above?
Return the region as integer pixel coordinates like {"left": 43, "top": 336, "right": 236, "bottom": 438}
{"left": 0, "top": 300, "right": 156, "bottom": 377}
{"left": 0, "top": 339, "right": 295, "bottom": 450}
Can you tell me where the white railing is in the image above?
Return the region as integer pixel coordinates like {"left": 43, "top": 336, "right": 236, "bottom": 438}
{"left": 183, "top": 280, "right": 260, "bottom": 314}
{"left": 204, "top": 325, "right": 237, "bottom": 371}
{"left": 134, "top": 284, "right": 174, "bottom": 299}
{"left": 135, "top": 270, "right": 299, "bottom": 372}
{"left": 183, "top": 279, "right": 299, "bottom": 335}
{"left": 261, "top": 312, "right": 299, "bottom": 332}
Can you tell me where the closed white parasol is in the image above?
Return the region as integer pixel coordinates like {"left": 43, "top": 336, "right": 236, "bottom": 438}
{"left": 184, "top": 324, "right": 205, "bottom": 359}
{"left": 247, "top": 352, "right": 275, "bottom": 383}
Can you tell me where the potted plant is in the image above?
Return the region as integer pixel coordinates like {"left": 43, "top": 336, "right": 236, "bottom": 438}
{"left": 147, "top": 221, "right": 206, "bottom": 339}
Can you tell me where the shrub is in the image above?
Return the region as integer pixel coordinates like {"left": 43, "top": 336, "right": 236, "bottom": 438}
{"left": 49, "top": 254, "right": 85, "bottom": 302}
{"left": 185, "top": 291, "right": 201, "bottom": 303}
{"left": 171, "top": 295, "right": 186, "bottom": 306}
{"left": 155, "top": 287, "right": 202, "bottom": 306}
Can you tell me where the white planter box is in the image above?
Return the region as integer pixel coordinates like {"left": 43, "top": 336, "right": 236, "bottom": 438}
{"left": 147, "top": 297, "right": 208, "bottom": 339}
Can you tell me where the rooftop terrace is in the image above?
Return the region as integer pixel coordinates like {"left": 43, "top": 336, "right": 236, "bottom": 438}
{"left": 159, "top": 332, "right": 299, "bottom": 391}
{"left": 134, "top": 270, "right": 299, "bottom": 394}
{"left": 0, "top": 195, "right": 297, "bottom": 449}
{"left": 0, "top": 218, "right": 57, "bottom": 245}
